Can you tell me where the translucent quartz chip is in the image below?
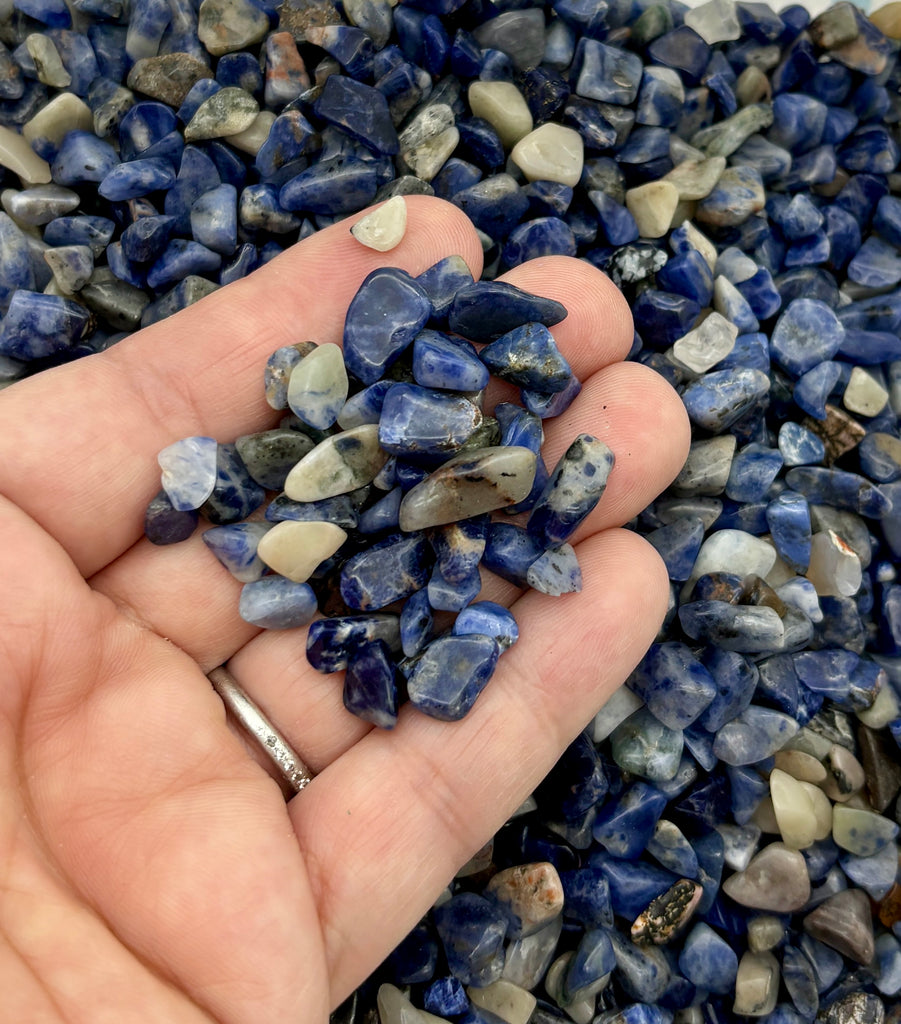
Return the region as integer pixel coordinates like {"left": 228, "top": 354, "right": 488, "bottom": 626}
{"left": 350, "top": 194, "right": 407, "bottom": 252}
{"left": 399, "top": 446, "right": 537, "bottom": 532}
{"left": 721, "top": 842, "right": 810, "bottom": 911}
{"left": 510, "top": 123, "right": 584, "bottom": 187}
{"left": 158, "top": 435, "right": 218, "bottom": 511}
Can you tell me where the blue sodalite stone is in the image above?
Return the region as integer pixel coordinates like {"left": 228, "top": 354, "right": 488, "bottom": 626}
{"left": 217, "top": 51, "right": 264, "bottom": 95}
{"left": 190, "top": 183, "right": 238, "bottom": 256}
{"left": 648, "top": 26, "right": 710, "bottom": 82}
{"left": 635, "top": 66, "right": 684, "bottom": 127}
{"left": 177, "top": 80, "right": 222, "bottom": 125}
{"left": 144, "top": 490, "right": 199, "bottom": 545}
{"left": 646, "top": 517, "right": 705, "bottom": 582}
{"left": 526, "top": 543, "right": 582, "bottom": 595}
{"left": 565, "top": 928, "right": 615, "bottom": 998}
{"left": 255, "top": 110, "right": 315, "bottom": 182}
{"left": 455, "top": 117, "right": 505, "bottom": 171}
{"left": 306, "top": 614, "right": 400, "bottom": 673}
{"left": 51, "top": 130, "right": 119, "bottom": 185}
{"left": 158, "top": 435, "right": 218, "bottom": 512}
{"left": 681, "top": 368, "right": 770, "bottom": 433}
{"left": 840, "top": 329, "right": 901, "bottom": 365}
{"left": 400, "top": 587, "right": 432, "bottom": 658}
{"left": 712, "top": 705, "right": 799, "bottom": 765}
{"left": 679, "top": 601, "right": 784, "bottom": 652}
{"left": 824, "top": 207, "right": 860, "bottom": 274}
{"left": 735, "top": 267, "right": 782, "bottom": 320}
{"left": 97, "top": 157, "right": 176, "bottom": 201}
{"left": 312, "top": 74, "right": 398, "bottom": 156}
{"left": 557, "top": 865, "right": 614, "bottom": 928}
{"left": 521, "top": 374, "right": 583, "bottom": 419}
{"left": 782, "top": 944, "right": 820, "bottom": 1019}
{"left": 646, "top": 819, "right": 699, "bottom": 878}
{"left": 610, "top": 707, "right": 684, "bottom": 782}
{"left": 633, "top": 290, "right": 702, "bottom": 349}
{"left": 535, "top": 730, "right": 608, "bottom": 821}
{"left": 278, "top": 156, "right": 380, "bottom": 216}
{"left": 220, "top": 243, "right": 259, "bottom": 286}
{"left": 766, "top": 491, "right": 811, "bottom": 573}
{"left": 678, "top": 922, "right": 738, "bottom": 994}
{"left": 433, "top": 892, "right": 507, "bottom": 987}
{"left": 631, "top": 642, "right": 716, "bottom": 730}
{"left": 239, "top": 183, "right": 302, "bottom": 234}
{"left": 416, "top": 255, "right": 474, "bottom": 325}
{"left": 120, "top": 214, "right": 175, "bottom": 263}
{"left": 0, "top": 215, "right": 35, "bottom": 310}
{"left": 238, "top": 576, "right": 318, "bottom": 629}
{"left": 412, "top": 329, "right": 488, "bottom": 392}
{"left": 448, "top": 281, "right": 567, "bottom": 342}
{"left": 793, "top": 361, "right": 842, "bottom": 420}
{"left": 407, "top": 634, "right": 500, "bottom": 721}
{"left": 822, "top": 106, "right": 858, "bottom": 148}
{"left": 479, "top": 323, "right": 572, "bottom": 394}
{"left": 589, "top": 190, "right": 639, "bottom": 246}
{"left": 595, "top": 857, "right": 678, "bottom": 923}
{"left": 785, "top": 467, "right": 892, "bottom": 519}
{"left": 502, "top": 217, "right": 578, "bottom": 269}
{"left": 15, "top": 0, "right": 71, "bottom": 25}
{"left": 756, "top": 653, "right": 819, "bottom": 722}
{"left": 358, "top": 487, "right": 402, "bottom": 535}
{"left": 164, "top": 146, "right": 220, "bottom": 234}
{"left": 656, "top": 249, "right": 713, "bottom": 307}
{"left": 453, "top": 602, "right": 517, "bottom": 651}
{"left": 778, "top": 422, "right": 826, "bottom": 467}
{"left": 0, "top": 290, "right": 92, "bottom": 360}
{"left": 202, "top": 522, "right": 270, "bottom": 582}
{"left": 608, "top": 928, "right": 672, "bottom": 1003}
{"left": 481, "top": 522, "right": 543, "bottom": 587}
{"left": 146, "top": 239, "right": 221, "bottom": 290}
{"left": 200, "top": 443, "right": 265, "bottom": 525}
{"left": 840, "top": 840, "right": 898, "bottom": 902}
{"left": 848, "top": 235, "right": 901, "bottom": 290}
{"left": 574, "top": 38, "right": 643, "bottom": 104}
{"left": 378, "top": 384, "right": 480, "bottom": 457}
{"left": 874, "top": 195, "right": 901, "bottom": 249}
{"left": 430, "top": 516, "right": 488, "bottom": 585}
{"left": 423, "top": 976, "right": 468, "bottom": 1018}
{"left": 427, "top": 562, "right": 480, "bottom": 612}
{"left": 528, "top": 434, "right": 614, "bottom": 548}
{"left": 451, "top": 176, "right": 530, "bottom": 241}
{"left": 838, "top": 126, "right": 900, "bottom": 175}
{"left": 340, "top": 532, "right": 431, "bottom": 610}
{"left": 338, "top": 381, "right": 395, "bottom": 431}
{"left": 118, "top": 101, "right": 177, "bottom": 160}
{"left": 859, "top": 434, "right": 901, "bottom": 483}
{"left": 769, "top": 93, "right": 827, "bottom": 154}
{"left": 523, "top": 180, "right": 573, "bottom": 220}
{"left": 343, "top": 640, "right": 398, "bottom": 729}
{"left": 783, "top": 231, "right": 830, "bottom": 270}
{"left": 770, "top": 298, "right": 845, "bottom": 376}
{"left": 725, "top": 444, "right": 783, "bottom": 503}
{"left": 343, "top": 268, "right": 431, "bottom": 384}
{"left": 42, "top": 215, "right": 115, "bottom": 256}
{"left": 592, "top": 781, "right": 668, "bottom": 859}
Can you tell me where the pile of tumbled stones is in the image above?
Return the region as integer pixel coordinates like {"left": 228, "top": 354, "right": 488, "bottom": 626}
{"left": 2, "top": 0, "right": 901, "bottom": 1018}
{"left": 152, "top": 262, "right": 615, "bottom": 724}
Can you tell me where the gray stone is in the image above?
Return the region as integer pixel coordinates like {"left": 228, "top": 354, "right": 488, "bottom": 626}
{"left": 127, "top": 54, "right": 215, "bottom": 108}
{"left": 803, "top": 889, "right": 875, "bottom": 965}
{"left": 185, "top": 86, "right": 260, "bottom": 141}
{"left": 721, "top": 842, "right": 811, "bottom": 911}
{"left": 198, "top": 0, "right": 270, "bottom": 56}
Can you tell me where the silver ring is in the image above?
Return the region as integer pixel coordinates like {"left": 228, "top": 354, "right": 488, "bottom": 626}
{"left": 208, "top": 667, "right": 314, "bottom": 794}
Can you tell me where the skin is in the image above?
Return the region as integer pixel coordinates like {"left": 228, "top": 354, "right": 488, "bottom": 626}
{"left": 0, "top": 196, "right": 689, "bottom": 1023}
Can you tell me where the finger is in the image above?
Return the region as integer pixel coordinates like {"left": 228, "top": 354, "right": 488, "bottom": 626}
{"left": 291, "top": 527, "right": 670, "bottom": 1006}
{"left": 0, "top": 196, "right": 484, "bottom": 579}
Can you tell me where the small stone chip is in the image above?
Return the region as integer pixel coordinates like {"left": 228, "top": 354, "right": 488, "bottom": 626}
{"left": 256, "top": 519, "right": 347, "bottom": 582}
{"left": 631, "top": 879, "right": 703, "bottom": 945}
{"left": 350, "top": 196, "right": 407, "bottom": 252}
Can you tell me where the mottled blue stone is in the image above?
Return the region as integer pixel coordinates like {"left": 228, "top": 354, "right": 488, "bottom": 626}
{"left": 118, "top": 214, "right": 173, "bottom": 264}
{"left": 838, "top": 126, "right": 900, "bottom": 175}
{"left": 0, "top": 290, "right": 91, "bottom": 360}
{"left": 343, "top": 268, "right": 431, "bottom": 384}
{"left": 647, "top": 25, "right": 709, "bottom": 82}
{"left": 0, "top": 214, "right": 35, "bottom": 311}
{"left": 610, "top": 706, "right": 684, "bottom": 783}
{"left": 589, "top": 190, "right": 639, "bottom": 246}
{"left": 357, "top": 486, "right": 402, "bottom": 535}
{"left": 521, "top": 374, "right": 583, "bottom": 420}
{"left": 712, "top": 705, "right": 799, "bottom": 766}
{"left": 306, "top": 614, "right": 399, "bottom": 673}
{"left": 448, "top": 281, "right": 567, "bottom": 343}
{"left": 592, "top": 782, "right": 668, "bottom": 859}
{"left": 238, "top": 576, "right": 317, "bottom": 630}
{"left": 427, "top": 517, "right": 487, "bottom": 587}
{"left": 848, "top": 235, "right": 901, "bottom": 290}
{"left": 502, "top": 217, "right": 577, "bottom": 269}
{"left": 200, "top": 443, "right": 265, "bottom": 525}
{"left": 144, "top": 489, "right": 199, "bottom": 545}
{"left": 14, "top": 0, "right": 71, "bottom": 25}
{"left": 656, "top": 249, "right": 714, "bottom": 307}
{"left": 158, "top": 435, "right": 218, "bottom": 512}
{"left": 253, "top": 109, "right": 315, "bottom": 182}
{"left": 407, "top": 633, "right": 500, "bottom": 721}
{"left": 777, "top": 422, "right": 825, "bottom": 468}
{"left": 840, "top": 839, "right": 898, "bottom": 902}
{"left": 454, "top": 116, "right": 505, "bottom": 172}
{"left": 146, "top": 239, "right": 221, "bottom": 290}
{"left": 678, "top": 922, "right": 738, "bottom": 994}
{"left": 756, "top": 652, "right": 817, "bottom": 722}
{"left": 860, "top": 433, "right": 901, "bottom": 485}
{"left": 415, "top": 256, "right": 474, "bottom": 327}
{"left": 190, "top": 183, "right": 237, "bottom": 256}
{"left": 340, "top": 533, "right": 431, "bottom": 610}
{"left": 574, "top": 38, "right": 643, "bottom": 103}
{"left": 769, "top": 298, "right": 845, "bottom": 376}
{"left": 633, "top": 290, "right": 702, "bottom": 349}
{"left": 412, "top": 330, "right": 488, "bottom": 392}
{"left": 278, "top": 156, "right": 380, "bottom": 215}
{"left": 733, "top": 267, "right": 781, "bottom": 320}
{"left": 631, "top": 642, "right": 717, "bottom": 730}
{"left": 682, "top": 369, "right": 770, "bottom": 433}
{"left": 716, "top": 331, "right": 768, "bottom": 375}
{"left": 432, "top": 894, "right": 507, "bottom": 989}
{"left": 528, "top": 434, "right": 614, "bottom": 548}
{"left": 97, "top": 157, "right": 176, "bottom": 202}
{"left": 526, "top": 542, "right": 582, "bottom": 596}
{"left": 563, "top": 928, "right": 614, "bottom": 999}
{"left": 343, "top": 640, "right": 398, "bottom": 729}
{"left": 50, "top": 130, "right": 119, "bottom": 186}
{"left": 423, "top": 977, "right": 468, "bottom": 1018}
{"left": 177, "top": 79, "right": 221, "bottom": 125}
{"left": 164, "top": 146, "right": 220, "bottom": 234}
{"left": 478, "top": 323, "right": 572, "bottom": 395}
{"left": 783, "top": 231, "right": 829, "bottom": 270}
{"left": 239, "top": 183, "right": 302, "bottom": 235}
{"left": 645, "top": 517, "right": 704, "bottom": 582}
{"left": 724, "top": 443, "right": 782, "bottom": 504}
{"left": 822, "top": 106, "right": 858, "bottom": 148}
{"left": 118, "top": 101, "right": 177, "bottom": 161}
{"left": 452, "top": 602, "right": 517, "bottom": 652}
{"left": 785, "top": 467, "right": 892, "bottom": 518}
{"left": 378, "top": 384, "right": 480, "bottom": 458}
{"left": 399, "top": 587, "right": 432, "bottom": 658}
{"left": 481, "top": 522, "right": 543, "bottom": 587}
{"left": 549, "top": 865, "right": 613, "bottom": 930}
{"left": 840, "top": 329, "right": 901, "bottom": 365}
{"left": 202, "top": 522, "right": 270, "bottom": 582}
{"left": 680, "top": 601, "right": 786, "bottom": 652}
{"left": 769, "top": 93, "right": 827, "bottom": 154}
{"left": 217, "top": 52, "right": 262, "bottom": 96}
{"left": 312, "top": 75, "right": 397, "bottom": 157}
{"left": 793, "top": 361, "right": 841, "bottom": 421}
{"left": 450, "top": 176, "right": 529, "bottom": 241}
{"left": 766, "top": 491, "right": 812, "bottom": 574}
{"left": 427, "top": 561, "right": 480, "bottom": 612}
{"left": 635, "top": 65, "right": 683, "bottom": 127}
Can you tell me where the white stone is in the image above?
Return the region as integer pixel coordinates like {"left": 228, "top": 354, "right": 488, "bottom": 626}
{"left": 403, "top": 126, "right": 460, "bottom": 180}
{"left": 684, "top": 0, "right": 742, "bottom": 43}
{"left": 716, "top": 245, "right": 758, "bottom": 283}
{"left": 775, "top": 576, "right": 823, "bottom": 622}
{"left": 678, "top": 219, "right": 718, "bottom": 270}
{"left": 543, "top": 953, "right": 594, "bottom": 1024}
{"left": 747, "top": 915, "right": 784, "bottom": 953}
{"left": 592, "top": 685, "right": 643, "bottom": 742}
{"left": 285, "top": 423, "right": 388, "bottom": 501}
{"left": 806, "top": 529, "right": 863, "bottom": 598}
{"left": 784, "top": 727, "right": 833, "bottom": 761}
{"left": 672, "top": 311, "right": 738, "bottom": 374}
{"left": 857, "top": 679, "right": 900, "bottom": 728}
{"left": 686, "top": 529, "right": 777, "bottom": 592}
{"left": 672, "top": 434, "right": 736, "bottom": 495}
{"left": 721, "top": 842, "right": 811, "bottom": 911}
{"left": 503, "top": 915, "right": 562, "bottom": 990}
{"left": 256, "top": 520, "right": 347, "bottom": 583}
{"left": 510, "top": 123, "right": 584, "bottom": 187}
{"left": 399, "top": 103, "right": 455, "bottom": 152}
{"left": 833, "top": 805, "right": 899, "bottom": 857}
{"left": 669, "top": 199, "right": 697, "bottom": 232}
{"left": 468, "top": 81, "right": 533, "bottom": 148}
{"left": 224, "top": 110, "right": 276, "bottom": 155}
{"left": 799, "top": 780, "right": 833, "bottom": 841}
{"left": 773, "top": 749, "right": 827, "bottom": 784}
{"left": 733, "top": 951, "right": 780, "bottom": 1017}
{"left": 770, "top": 768, "right": 819, "bottom": 849}
{"left": 376, "top": 984, "right": 432, "bottom": 1024}
{"left": 822, "top": 743, "right": 866, "bottom": 802}
{"left": 351, "top": 195, "right": 407, "bottom": 252}
{"left": 663, "top": 155, "right": 726, "bottom": 200}
{"left": 467, "top": 980, "right": 537, "bottom": 1024}
{"left": 625, "top": 180, "right": 680, "bottom": 239}
{"left": 26, "top": 34, "right": 71, "bottom": 89}
{"left": 22, "top": 94, "right": 91, "bottom": 173}
{"left": 286, "top": 342, "right": 348, "bottom": 430}
{"left": 198, "top": 0, "right": 269, "bottom": 56}
{"left": 43, "top": 245, "right": 93, "bottom": 293}
{"left": 844, "top": 366, "right": 889, "bottom": 416}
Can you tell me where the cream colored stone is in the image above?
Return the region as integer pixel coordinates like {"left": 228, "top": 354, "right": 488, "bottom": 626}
{"left": 857, "top": 679, "right": 900, "bottom": 728}
{"left": 870, "top": 1, "right": 901, "bottom": 38}
{"left": 798, "top": 781, "right": 833, "bottom": 841}
{"left": 770, "top": 769, "right": 819, "bottom": 849}
{"left": 822, "top": 743, "right": 866, "bottom": 802}
{"left": 735, "top": 65, "right": 771, "bottom": 106}
{"left": 673, "top": 311, "right": 738, "bottom": 374}
{"left": 747, "top": 915, "right": 785, "bottom": 952}
{"left": 256, "top": 520, "right": 347, "bottom": 582}
{"left": 0, "top": 127, "right": 50, "bottom": 186}
{"left": 833, "top": 805, "right": 899, "bottom": 857}
{"left": 351, "top": 195, "right": 407, "bottom": 251}
{"left": 687, "top": 529, "right": 777, "bottom": 591}
{"left": 22, "top": 92, "right": 92, "bottom": 166}
{"left": 26, "top": 33, "right": 70, "bottom": 88}
{"left": 467, "top": 980, "right": 537, "bottom": 1024}
{"left": 733, "top": 951, "right": 779, "bottom": 1017}
{"left": 224, "top": 110, "right": 276, "bottom": 155}
{"left": 625, "top": 180, "right": 680, "bottom": 238}
{"left": 510, "top": 123, "right": 584, "bottom": 187}
{"left": 285, "top": 423, "right": 388, "bottom": 501}
{"left": 376, "top": 984, "right": 434, "bottom": 1024}
{"left": 844, "top": 366, "right": 889, "bottom": 416}
{"left": 543, "top": 952, "right": 595, "bottom": 1024}
{"left": 773, "top": 749, "right": 827, "bottom": 784}
{"left": 468, "top": 81, "right": 533, "bottom": 148}
{"left": 403, "top": 126, "right": 460, "bottom": 180}
{"left": 663, "top": 155, "right": 727, "bottom": 200}
{"left": 806, "top": 529, "right": 863, "bottom": 598}
{"left": 750, "top": 796, "right": 779, "bottom": 835}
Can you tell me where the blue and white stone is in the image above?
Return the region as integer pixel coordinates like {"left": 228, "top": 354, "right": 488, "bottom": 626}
{"left": 285, "top": 424, "right": 388, "bottom": 502}
{"left": 378, "top": 383, "right": 482, "bottom": 458}
{"left": 412, "top": 330, "right": 489, "bottom": 392}
{"left": 286, "top": 342, "right": 348, "bottom": 431}
{"left": 343, "top": 640, "right": 398, "bottom": 728}
{"left": 340, "top": 532, "right": 431, "bottom": 610}
{"left": 306, "top": 614, "right": 400, "bottom": 674}
{"left": 202, "top": 522, "right": 271, "bottom": 582}
{"left": 407, "top": 634, "right": 500, "bottom": 721}
{"left": 158, "top": 436, "right": 219, "bottom": 511}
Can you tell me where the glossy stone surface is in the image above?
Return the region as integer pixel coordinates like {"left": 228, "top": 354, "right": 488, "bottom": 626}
{"left": 407, "top": 634, "right": 500, "bottom": 721}
{"left": 284, "top": 424, "right": 388, "bottom": 502}
{"left": 379, "top": 384, "right": 482, "bottom": 458}
{"left": 448, "top": 281, "right": 567, "bottom": 342}
{"left": 479, "top": 323, "right": 572, "bottom": 395}
{"left": 238, "top": 576, "right": 318, "bottom": 629}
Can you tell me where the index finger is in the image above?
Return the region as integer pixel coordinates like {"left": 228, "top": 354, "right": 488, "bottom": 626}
{"left": 0, "top": 196, "right": 483, "bottom": 577}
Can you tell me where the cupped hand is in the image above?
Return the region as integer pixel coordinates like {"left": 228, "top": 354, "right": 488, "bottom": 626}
{"left": 0, "top": 196, "right": 689, "bottom": 1023}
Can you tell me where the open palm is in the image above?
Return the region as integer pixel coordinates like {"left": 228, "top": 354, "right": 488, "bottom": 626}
{"left": 0, "top": 197, "right": 689, "bottom": 1023}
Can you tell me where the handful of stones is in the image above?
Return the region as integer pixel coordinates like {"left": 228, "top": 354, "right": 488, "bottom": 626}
{"left": 146, "top": 259, "right": 614, "bottom": 726}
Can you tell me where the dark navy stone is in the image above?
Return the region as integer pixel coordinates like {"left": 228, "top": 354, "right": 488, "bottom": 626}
{"left": 589, "top": 190, "right": 639, "bottom": 246}
{"left": 656, "top": 249, "right": 714, "bottom": 307}
{"left": 455, "top": 117, "right": 506, "bottom": 171}
{"left": 563, "top": 97, "right": 621, "bottom": 150}
{"left": 595, "top": 856, "right": 679, "bottom": 921}
{"left": 448, "top": 281, "right": 567, "bottom": 343}
{"left": 216, "top": 51, "right": 263, "bottom": 95}
{"left": 631, "top": 642, "right": 717, "bottom": 730}
{"left": 838, "top": 126, "right": 900, "bottom": 175}
{"left": 840, "top": 329, "right": 901, "bottom": 365}
{"left": 592, "top": 781, "right": 668, "bottom": 859}
{"left": 648, "top": 25, "right": 710, "bottom": 83}
{"left": 119, "top": 214, "right": 173, "bottom": 264}
{"left": 50, "top": 130, "right": 119, "bottom": 186}
{"left": 502, "top": 218, "right": 577, "bottom": 269}
{"left": 118, "top": 101, "right": 178, "bottom": 161}
{"left": 479, "top": 323, "right": 572, "bottom": 395}
{"left": 343, "top": 268, "right": 431, "bottom": 384}
{"left": 340, "top": 532, "right": 431, "bottom": 610}
{"left": 144, "top": 489, "right": 199, "bottom": 545}
{"left": 423, "top": 977, "right": 468, "bottom": 1018}
{"left": 238, "top": 576, "right": 317, "bottom": 630}
{"left": 312, "top": 75, "right": 397, "bottom": 156}
{"left": 451, "top": 175, "right": 530, "bottom": 241}
{"left": 357, "top": 486, "right": 402, "bottom": 535}
{"left": 646, "top": 517, "right": 705, "bottom": 582}
{"left": 521, "top": 373, "right": 583, "bottom": 420}
{"left": 682, "top": 369, "right": 770, "bottom": 433}
{"left": 278, "top": 157, "right": 380, "bottom": 216}
{"left": 412, "top": 330, "right": 488, "bottom": 392}
{"left": 848, "top": 236, "right": 901, "bottom": 290}
{"left": 310, "top": 24, "right": 376, "bottom": 79}
{"left": 783, "top": 231, "right": 830, "bottom": 270}
{"left": 306, "top": 614, "right": 400, "bottom": 673}
{"left": 0, "top": 290, "right": 92, "bottom": 360}
{"left": 255, "top": 110, "right": 315, "bottom": 181}
{"left": 266, "top": 491, "right": 359, "bottom": 529}
{"left": 386, "top": 920, "right": 437, "bottom": 985}
{"left": 481, "top": 522, "right": 543, "bottom": 587}
{"left": 433, "top": 892, "right": 507, "bottom": 987}
{"left": 164, "top": 146, "right": 220, "bottom": 234}
{"left": 430, "top": 515, "right": 488, "bottom": 586}
{"left": 431, "top": 157, "right": 481, "bottom": 201}
{"left": 146, "top": 239, "right": 221, "bottom": 290}
{"left": 407, "top": 633, "right": 500, "bottom": 722}
{"left": 343, "top": 640, "right": 398, "bottom": 729}
{"left": 14, "top": 0, "right": 71, "bottom": 25}
{"left": 535, "top": 730, "right": 608, "bottom": 820}
{"left": 724, "top": 763, "right": 768, "bottom": 825}
{"left": 771, "top": 30, "right": 817, "bottom": 92}
{"left": 427, "top": 561, "right": 481, "bottom": 612}
{"left": 766, "top": 491, "right": 812, "bottom": 573}
{"left": 415, "top": 255, "right": 473, "bottom": 325}
{"left": 822, "top": 105, "right": 858, "bottom": 148}
{"left": 177, "top": 80, "right": 221, "bottom": 125}
{"left": 633, "top": 290, "right": 702, "bottom": 349}
{"left": 554, "top": 865, "right": 614, "bottom": 929}
{"left": 97, "top": 157, "right": 176, "bottom": 202}
{"left": 452, "top": 602, "right": 517, "bottom": 652}
{"left": 399, "top": 587, "right": 432, "bottom": 658}
{"left": 449, "top": 29, "right": 483, "bottom": 79}
{"left": 199, "top": 443, "right": 265, "bottom": 525}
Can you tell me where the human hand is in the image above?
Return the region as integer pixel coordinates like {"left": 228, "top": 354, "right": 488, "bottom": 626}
{"left": 0, "top": 196, "right": 689, "bottom": 1023}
